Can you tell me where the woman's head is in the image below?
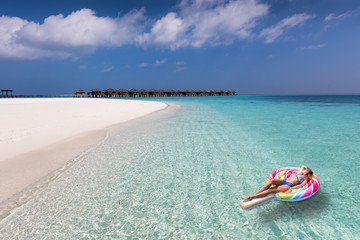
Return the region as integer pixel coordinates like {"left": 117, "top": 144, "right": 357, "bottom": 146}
{"left": 304, "top": 168, "right": 313, "bottom": 181}
{"left": 301, "top": 166, "right": 310, "bottom": 174}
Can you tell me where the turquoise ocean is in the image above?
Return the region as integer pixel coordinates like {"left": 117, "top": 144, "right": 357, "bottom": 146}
{"left": 1, "top": 95, "right": 359, "bottom": 239}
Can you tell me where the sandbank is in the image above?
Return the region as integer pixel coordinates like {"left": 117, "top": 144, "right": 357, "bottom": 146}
{"left": 0, "top": 98, "right": 167, "bottom": 203}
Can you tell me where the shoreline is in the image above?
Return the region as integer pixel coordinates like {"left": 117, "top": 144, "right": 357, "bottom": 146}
{"left": 0, "top": 102, "right": 178, "bottom": 221}
{"left": 0, "top": 130, "right": 108, "bottom": 220}
{"left": 0, "top": 98, "right": 168, "bottom": 207}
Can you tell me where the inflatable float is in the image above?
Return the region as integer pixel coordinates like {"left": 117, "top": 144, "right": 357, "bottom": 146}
{"left": 240, "top": 167, "right": 320, "bottom": 210}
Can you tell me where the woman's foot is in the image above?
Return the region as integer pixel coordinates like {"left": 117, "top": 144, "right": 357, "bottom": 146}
{"left": 242, "top": 196, "right": 252, "bottom": 201}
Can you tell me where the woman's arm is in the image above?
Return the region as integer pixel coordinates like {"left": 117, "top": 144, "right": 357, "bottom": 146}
{"left": 285, "top": 181, "right": 307, "bottom": 193}
{"left": 291, "top": 180, "right": 308, "bottom": 189}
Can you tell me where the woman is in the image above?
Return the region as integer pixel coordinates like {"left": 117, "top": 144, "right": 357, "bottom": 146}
{"left": 242, "top": 166, "right": 313, "bottom": 201}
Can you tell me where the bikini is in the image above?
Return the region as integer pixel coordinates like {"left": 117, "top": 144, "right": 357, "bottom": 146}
{"left": 282, "top": 174, "right": 304, "bottom": 187}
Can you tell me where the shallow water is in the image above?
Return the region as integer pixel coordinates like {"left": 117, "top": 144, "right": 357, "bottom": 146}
{"left": 1, "top": 96, "right": 359, "bottom": 239}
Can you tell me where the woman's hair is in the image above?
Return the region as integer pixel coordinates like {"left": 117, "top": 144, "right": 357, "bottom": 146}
{"left": 305, "top": 168, "right": 314, "bottom": 182}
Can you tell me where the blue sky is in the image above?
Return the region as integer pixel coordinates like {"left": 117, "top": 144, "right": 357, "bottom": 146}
{"left": 0, "top": 0, "right": 359, "bottom": 95}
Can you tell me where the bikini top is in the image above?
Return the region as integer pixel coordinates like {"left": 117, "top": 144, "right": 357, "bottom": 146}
{"left": 295, "top": 174, "right": 305, "bottom": 184}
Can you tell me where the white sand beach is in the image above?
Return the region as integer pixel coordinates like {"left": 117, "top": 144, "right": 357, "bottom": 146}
{"left": 0, "top": 98, "right": 167, "bottom": 202}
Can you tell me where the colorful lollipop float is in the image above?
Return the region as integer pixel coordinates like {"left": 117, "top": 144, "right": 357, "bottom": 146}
{"left": 240, "top": 167, "right": 320, "bottom": 210}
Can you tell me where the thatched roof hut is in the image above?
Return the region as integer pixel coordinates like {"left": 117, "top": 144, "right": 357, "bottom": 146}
{"left": 78, "top": 88, "right": 236, "bottom": 98}
{"left": 74, "top": 89, "right": 86, "bottom": 96}
{"left": 90, "top": 88, "right": 102, "bottom": 92}
{"left": 104, "top": 88, "right": 118, "bottom": 97}
{"left": 88, "top": 88, "right": 104, "bottom": 97}
{"left": 117, "top": 89, "right": 129, "bottom": 97}
{"left": 138, "top": 89, "right": 148, "bottom": 97}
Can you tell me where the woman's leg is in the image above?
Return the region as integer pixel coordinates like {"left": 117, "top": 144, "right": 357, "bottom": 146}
{"left": 254, "top": 179, "right": 283, "bottom": 194}
{"left": 245, "top": 185, "right": 290, "bottom": 200}
{"left": 242, "top": 179, "right": 283, "bottom": 200}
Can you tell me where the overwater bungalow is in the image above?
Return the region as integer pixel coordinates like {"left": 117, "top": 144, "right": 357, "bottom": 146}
{"left": 74, "top": 89, "right": 86, "bottom": 97}
{"left": 119, "top": 89, "right": 129, "bottom": 97}
{"left": 104, "top": 88, "right": 118, "bottom": 98}
{"left": 128, "top": 89, "right": 138, "bottom": 97}
{"left": 139, "top": 89, "right": 149, "bottom": 97}
{"left": 88, "top": 88, "right": 104, "bottom": 98}
{"left": 83, "top": 88, "right": 236, "bottom": 98}
{"left": 148, "top": 89, "right": 158, "bottom": 97}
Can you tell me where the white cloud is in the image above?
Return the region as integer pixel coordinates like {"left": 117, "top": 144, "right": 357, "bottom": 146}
{"left": 137, "top": 12, "right": 186, "bottom": 50}
{"left": 0, "top": 16, "right": 55, "bottom": 59}
{"left": 101, "top": 66, "right": 114, "bottom": 72}
{"left": 0, "top": 8, "right": 145, "bottom": 59}
{"left": 153, "top": 59, "right": 167, "bottom": 66}
{"left": 139, "top": 59, "right": 167, "bottom": 67}
{"left": 0, "top": 1, "right": 319, "bottom": 60}
{"left": 137, "top": 0, "right": 269, "bottom": 49}
{"left": 174, "top": 66, "right": 187, "bottom": 72}
{"left": 324, "top": 12, "right": 353, "bottom": 22}
{"left": 260, "top": 13, "right": 314, "bottom": 43}
{"left": 181, "top": 0, "right": 268, "bottom": 46}
{"left": 79, "top": 64, "right": 87, "bottom": 69}
{"left": 297, "top": 43, "right": 326, "bottom": 50}
{"left": 176, "top": 61, "right": 185, "bottom": 65}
